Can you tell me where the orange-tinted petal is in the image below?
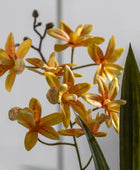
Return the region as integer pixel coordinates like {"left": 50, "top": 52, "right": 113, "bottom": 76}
{"left": 80, "top": 24, "right": 93, "bottom": 36}
{"left": 63, "top": 65, "right": 75, "bottom": 88}
{"left": 70, "top": 99, "right": 86, "bottom": 116}
{"left": 96, "top": 75, "right": 108, "bottom": 99}
{"left": 108, "top": 47, "right": 124, "bottom": 63}
{"left": 108, "top": 78, "right": 119, "bottom": 100}
{"left": 94, "top": 132, "right": 107, "bottom": 137}
{"left": 88, "top": 44, "right": 103, "bottom": 64}
{"left": 5, "top": 71, "right": 16, "bottom": 92}
{"left": 82, "top": 93, "right": 103, "bottom": 108}
{"left": 24, "top": 131, "right": 38, "bottom": 151}
{"left": 105, "top": 35, "right": 116, "bottom": 59}
{"left": 60, "top": 102, "right": 71, "bottom": 128}
{"left": 5, "top": 33, "right": 15, "bottom": 59}
{"left": 58, "top": 128, "right": 84, "bottom": 137}
{"left": 26, "top": 58, "right": 45, "bottom": 68}
{"left": 45, "top": 72, "right": 60, "bottom": 89}
{"left": 16, "top": 108, "right": 36, "bottom": 129}
{"left": 47, "top": 52, "right": 59, "bottom": 67}
{"left": 60, "top": 21, "right": 73, "bottom": 36}
{"left": 29, "top": 98, "right": 41, "bottom": 123}
{"left": 111, "top": 112, "right": 119, "bottom": 134}
{"left": 16, "top": 39, "right": 32, "bottom": 58}
{"left": 54, "top": 43, "right": 69, "bottom": 52}
{"left": 40, "top": 112, "right": 63, "bottom": 126}
{"left": 0, "top": 49, "right": 10, "bottom": 60}
{"left": 0, "top": 65, "right": 10, "bottom": 76}
{"left": 47, "top": 29, "right": 70, "bottom": 41}
{"left": 39, "top": 126, "right": 59, "bottom": 140}
{"left": 71, "top": 82, "right": 92, "bottom": 97}
{"left": 75, "top": 24, "right": 84, "bottom": 36}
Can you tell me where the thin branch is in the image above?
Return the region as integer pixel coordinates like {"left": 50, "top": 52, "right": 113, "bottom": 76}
{"left": 38, "top": 138, "right": 75, "bottom": 147}
{"left": 72, "top": 63, "right": 97, "bottom": 70}
{"left": 92, "top": 107, "right": 99, "bottom": 112}
{"left": 82, "top": 155, "right": 93, "bottom": 170}
{"left": 70, "top": 121, "right": 83, "bottom": 170}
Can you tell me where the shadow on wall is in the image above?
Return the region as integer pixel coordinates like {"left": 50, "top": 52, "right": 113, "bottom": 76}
{"left": 19, "top": 165, "right": 55, "bottom": 170}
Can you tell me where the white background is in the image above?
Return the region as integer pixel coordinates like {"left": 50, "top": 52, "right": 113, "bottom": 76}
{"left": 0, "top": 0, "right": 140, "bottom": 170}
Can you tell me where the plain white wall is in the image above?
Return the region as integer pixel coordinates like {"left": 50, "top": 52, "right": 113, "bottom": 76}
{"left": 0, "top": 0, "right": 140, "bottom": 170}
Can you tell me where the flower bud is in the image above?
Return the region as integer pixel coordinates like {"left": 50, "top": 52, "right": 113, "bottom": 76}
{"left": 32, "top": 10, "right": 39, "bottom": 18}
{"left": 46, "top": 23, "right": 54, "bottom": 29}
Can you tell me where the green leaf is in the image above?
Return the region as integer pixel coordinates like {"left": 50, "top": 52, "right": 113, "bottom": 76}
{"left": 75, "top": 113, "right": 110, "bottom": 170}
{"left": 120, "top": 44, "right": 140, "bottom": 170}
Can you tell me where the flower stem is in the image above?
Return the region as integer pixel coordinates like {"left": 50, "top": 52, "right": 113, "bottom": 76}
{"left": 70, "top": 121, "right": 83, "bottom": 170}
{"left": 72, "top": 63, "right": 97, "bottom": 70}
{"left": 82, "top": 155, "right": 93, "bottom": 170}
{"left": 71, "top": 47, "right": 75, "bottom": 65}
{"left": 38, "top": 138, "right": 75, "bottom": 147}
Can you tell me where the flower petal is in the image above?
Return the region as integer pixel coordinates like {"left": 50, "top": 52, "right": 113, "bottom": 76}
{"left": 0, "top": 65, "right": 10, "bottom": 76}
{"left": 96, "top": 75, "right": 108, "bottom": 99}
{"left": 108, "top": 47, "right": 124, "bottom": 63}
{"left": 82, "top": 93, "right": 103, "bottom": 108}
{"left": 47, "top": 29, "right": 70, "bottom": 41}
{"left": 16, "top": 39, "right": 32, "bottom": 58}
{"left": 71, "top": 82, "right": 92, "bottom": 97}
{"left": 45, "top": 72, "right": 60, "bottom": 89}
{"left": 5, "top": 71, "right": 16, "bottom": 92}
{"left": 63, "top": 65, "right": 75, "bottom": 88}
{"left": 105, "top": 35, "right": 116, "bottom": 59}
{"left": 94, "top": 132, "right": 107, "bottom": 137}
{"left": 111, "top": 112, "right": 119, "bottom": 134}
{"left": 5, "top": 33, "right": 15, "bottom": 59}
{"left": 60, "top": 21, "right": 73, "bottom": 36}
{"left": 26, "top": 58, "right": 45, "bottom": 68}
{"left": 60, "top": 102, "right": 71, "bottom": 128}
{"left": 108, "top": 78, "right": 119, "bottom": 100}
{"left": 107, "top": 100, "right": 126, "bottom": 113}
{"left": 46, "top": 86, "right": 59, "bottom": 104}
{"left": 47, "top": 52, "right": 59, "bottom": 67}
{"left": 54, "top": 43, "right": 69, "bottom": 52}
{"left": 24, "top": 131, "right": 38, "bottom": 151}
{"left": 39, "top": 126, "right": 59, "bottom": 140}
{"left": 58, "top": 128, "right": 84, "bottom": 137}
{"left": 80, "top": 24, "right": 93, "bottom": 36}
{"left": 75, "top": 24, "right": 84, "bottom": 36}
{"left": 88, "top": 44, "right": 104, "bottom": 64}
{"left": 16, "top": 108, "right": 36, "bottom": 129}
{"left": 70, "top": 99, "right": 86, "bottom": 116}
{"left": 0, "top": 49, "right": 10, "bottom": 60}
{"left": 40, "top": 112, "right": 63, "bottom": 126}
{"left": 29, "top": 98, "right": 41, "bottom": 123}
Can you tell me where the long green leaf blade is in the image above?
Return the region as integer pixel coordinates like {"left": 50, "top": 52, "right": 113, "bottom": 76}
{"left": 75, "top": 113, "right": 110, "bottom": 170}
{"left": 120, "top": 44, "right": 140, "bottom": 170}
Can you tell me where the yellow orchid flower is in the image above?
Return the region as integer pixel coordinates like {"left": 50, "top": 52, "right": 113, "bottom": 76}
{"left": 47, "top": 21, "right": 104, "bottom": 52}
{"left": 58, "top": 109, "right": 107, "bottom": 137}
{"left": 26, "top": 51, "right": 82, "bottom": 77}
{"left": 9, "top": 98, "right": 63, "bottom": 151}
{"left": 0, "top": 33, "right": 32, "bottom": 92}
{"left": 45, "top": 65, "right": 92, "bottom": 128}
{"left": 82, "top": 76, "right": 126, "bottom": 133}
{"left": 88, "top": 35, "right": 124, "bottom": 83}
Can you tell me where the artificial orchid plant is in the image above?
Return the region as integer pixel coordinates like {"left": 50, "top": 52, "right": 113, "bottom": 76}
{"left": 1, "top": 10, "right": 139, "bottom": 170}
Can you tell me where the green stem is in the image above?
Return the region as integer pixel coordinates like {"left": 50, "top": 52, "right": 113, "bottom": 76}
{"left": 82, "top": 155, "right": 93, "bottom": 170}
{"left": 70, "top": 121, "right": 83, "bottom": 170}
{"left": 38, "top": 138, "right": 75, "bottom": 147}
{"left": 72, "top": 63, "right": 97, "bottom": 70}
{"left": 71, "top": 47, "right": 75, "bottom": 66}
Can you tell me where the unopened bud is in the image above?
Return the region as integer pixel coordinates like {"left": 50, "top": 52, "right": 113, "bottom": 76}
{"left": 23, "top": 37, "right": 29, "bottom": 41}
{"left": 32, "top": 10, "right": 39, "bottom": 18}
{"left": 46, "top": 23, "right": 54, "bottom": 29}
